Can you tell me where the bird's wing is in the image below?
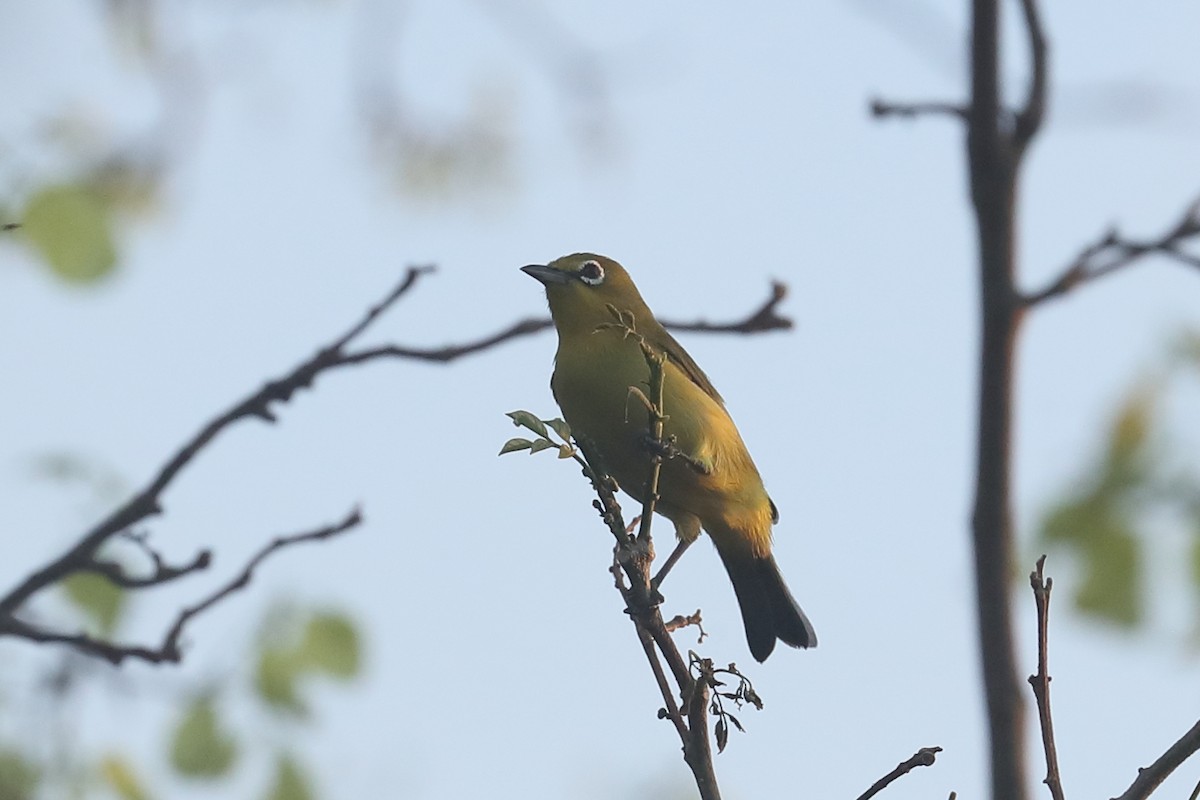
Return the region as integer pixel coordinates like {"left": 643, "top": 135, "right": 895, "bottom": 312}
{"left": 649, "top": 327, "right": 725, "bottom": 405}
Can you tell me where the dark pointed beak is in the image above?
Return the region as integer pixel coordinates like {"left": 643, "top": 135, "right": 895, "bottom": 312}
{"left": 521, "top": 264, "right": 571, "bottom": 285}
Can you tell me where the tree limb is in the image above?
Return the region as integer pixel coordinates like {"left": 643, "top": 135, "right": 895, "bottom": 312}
{"left": 1111, "top": 719, "right": 1200, "bottom": 800}
{"left": 1022, "top": 197, "right": 1200, "bottom": 307}
{"left": 0, "top": 509, "right": 361, "bottom": 665}
{"left": 1013, "top": 0, "right": 1048, "bottom": 153}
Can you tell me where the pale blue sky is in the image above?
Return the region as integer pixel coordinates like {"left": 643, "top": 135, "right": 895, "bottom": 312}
{"left": 3, "top": 2, "right": 1200, "bottom": 798}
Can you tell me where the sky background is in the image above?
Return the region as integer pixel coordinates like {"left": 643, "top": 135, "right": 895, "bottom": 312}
{"left": 2, "top": 1, "right": 1200, "bottom": 798}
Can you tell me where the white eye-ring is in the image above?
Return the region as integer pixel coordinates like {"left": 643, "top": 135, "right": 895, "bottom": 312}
{"left": 578, "top": 259, "right": 605, "bottom": 285}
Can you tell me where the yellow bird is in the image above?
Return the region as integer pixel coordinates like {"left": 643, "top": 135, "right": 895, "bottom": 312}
{"left": 523, "top": 253, "right": 816, "bottom": 661}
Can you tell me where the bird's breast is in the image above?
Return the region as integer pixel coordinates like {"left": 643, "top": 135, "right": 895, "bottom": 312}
{"left": 551, "top": 331, "right": 770, "bottom": 530}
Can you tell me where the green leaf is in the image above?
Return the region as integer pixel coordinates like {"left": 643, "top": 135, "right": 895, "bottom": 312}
{"left": 62, "top": 572, "right": 125, "bottom": 636}
{"left": 505, "top": 410, "right": 548, "bottom": 437}
{"left": 297, "top": 612, "right": 360, "bottom": 680}
{"left": 255, "top": 648, "right": 306, "bottom": 715}
{"left": 99, "top": 754, "right": 151, "bottom": 800}
{"left": 528, "top": 438, "right": 556, "bottom": 454}
{"left": 265, "top": 754, "right": 313, "bottom": 800}
{"left": 498, "top": 437, "right": 533, "bottom": 456}
{"left": 1104, "top": 387, "right": 1156, "bottom": 484}
{"left": 557, "top": 445, "right": 575, "bottom": 459}
{"left": 0, "top": 748, "right": 39, "bottom": 800}
{"left": 546, "top": 418, "right": 571, "bottom": 441}
{"left": 169, "top": 696, "right": 237, "bottom": 779}
{"left": 21, "top": 183, "right": 117, "bottom": 283}
{"left": 1074, "top": 525, "right": 1142, "bottom": 627}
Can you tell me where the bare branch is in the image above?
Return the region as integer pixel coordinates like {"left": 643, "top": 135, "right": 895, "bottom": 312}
{"left": 659, "top": 281, "right": 793, "bottom": 334}
{"left": 1111, "top": 719, "right": 1200, "bottom": 800}
{"left": 336, "top": 279, "right": 793, "bottom": 367}
{"left": 0, "top": 509, "right": 361, "bottom": 665}
{"left": 1013, "top": 0, "right": 1048, "bottom": 153}
{"left": 582, "top": 338, "right": 725, "bottom": 800}
{"left": 86, "top": 549, "right": 212, "bottom": 589}
{"left": 855, "top": 746, "right": 944, "bottom": 800}
{"left": 0, "top": 268, "right": 432, "bottom": 625}
{"left": 1023, "top": 197, "right": 1200, "bottom": 307}
{"left": 1028, "top": 556, "right": 1066, "bottom": 800}
{"left": 870, "top": 98, "right": 967, "bottom": 121}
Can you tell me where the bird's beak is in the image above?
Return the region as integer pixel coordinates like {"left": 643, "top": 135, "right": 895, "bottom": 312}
{"left": 521, "top": 264, "right": 571, "bottom": 285}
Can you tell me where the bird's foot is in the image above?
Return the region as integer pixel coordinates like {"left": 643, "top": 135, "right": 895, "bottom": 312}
{"left": 638, "top": 434, "right": 712, "bottom": 475}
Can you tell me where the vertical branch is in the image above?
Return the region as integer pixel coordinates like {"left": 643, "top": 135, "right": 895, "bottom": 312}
{"left": 589, "top": 313, "right": 722, "bottom": 800}
{"left": 1028, "top": 557, "right": 1066, "bottom": 800}
{"left": 965, "top": 0, "right": 1041, "bottom": 797}
{"left": 636, "top": 347, "right": 668, "bottom": 545}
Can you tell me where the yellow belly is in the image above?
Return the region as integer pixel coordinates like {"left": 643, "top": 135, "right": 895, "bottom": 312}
{"left": 552, "top": 330, "right": 773, "bottom": 554}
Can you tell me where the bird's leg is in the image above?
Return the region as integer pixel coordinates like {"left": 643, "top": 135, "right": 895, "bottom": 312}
{"left": 651, "top": 538, "right": 693, "bottom": 590}
{"left": 638, "top": 433, "right": 712, "bottom": 475}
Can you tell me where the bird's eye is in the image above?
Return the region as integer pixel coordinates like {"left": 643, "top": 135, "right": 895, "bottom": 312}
{"left": 578, "top": 260, "right": 605, "bottom": 286}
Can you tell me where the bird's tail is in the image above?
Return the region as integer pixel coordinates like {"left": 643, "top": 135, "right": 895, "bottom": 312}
{"left": 713, "top": 537, "right": 817, "bottom": 662}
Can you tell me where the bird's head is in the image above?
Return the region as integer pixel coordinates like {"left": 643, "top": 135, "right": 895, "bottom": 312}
{"left": 521, "top": 253, "right": 650, "bottom": 336}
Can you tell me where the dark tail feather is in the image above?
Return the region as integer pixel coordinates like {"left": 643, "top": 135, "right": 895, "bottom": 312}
{"left": 718, "top": 549, "right": 817, "bottom": 662}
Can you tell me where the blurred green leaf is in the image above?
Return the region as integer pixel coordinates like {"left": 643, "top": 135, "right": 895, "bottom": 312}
{"left": 62, "top": 572, "right": 125, "bottom": 636}
{"left": 1038, "top": 384, "right": 1164, "bottom": 628}
{"left": 1074, "top": 525, "right": 1142, "bottom": 626}
{"left": 528, "top": 438, "right": 556, "bottom": 454}
{"left": 169, "top": 696, "right": 237, "bottom": 778}
{"left": 21, "top": 183, "right": 117, "bottom": 283}
{"left": 297, "top": 612, "right": 360, "bottom": 680}
{"left": 1170, "top": 330, "right": 1200, "bottom": 368}
{"left": 265, "top": 753, "right": 313, "bottom": 800}
{"left": 0, "top": 749, "right": 39, "bottom": 800}
{"left": 99, "top": 754, "right": 151, "bottom": 800}
{"left": 1102, "top": 386, "right": 1156, "bottom": 488}
{"left": 255, "top": 648, "right": 306, "bottom": 716}
{"left": 498, "top": 437, "right": 533, "bottom": 455}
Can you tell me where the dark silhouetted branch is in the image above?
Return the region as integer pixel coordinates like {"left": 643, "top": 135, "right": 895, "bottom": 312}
{"left": 1013, "top": 0, "right": 1047, "bottom": 152}
{"left": 0, "top": 268, "right": 431, "bottom": 637}
{"left": 856, "top": 747, "right": 944, "bottom": 800}
{"left": 870, "top": 98, "right": 966, "bottom": 120}
{"left": 1022, "top": 197, "right": 1200, "bottom": 307}
{"left": 0, "top": 509, "right": 360, "bottom": 665}
{"left": 337, "top": 279, "right": 793, "bottom": 367}
{"left": 86, "top": 550, "right": 212, "bottom": 589}
{"left": 1112, "top": 719, "right": 1200, "bottom": 800}
{"left": 1028, "top": 556, "right": 1066, "bottom": 800}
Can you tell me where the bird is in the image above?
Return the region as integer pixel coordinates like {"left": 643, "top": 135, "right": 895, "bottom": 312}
{"left": 522, "top": 253, "right": 816, "bottom": 661}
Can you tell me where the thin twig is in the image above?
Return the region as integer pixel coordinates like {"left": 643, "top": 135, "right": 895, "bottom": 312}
{"left": 870, "top": 98, "right": 967, "bottom": 120}
{"left": 1013, "top": 0, "right": 1048, "bottom": 153}
{"left": 0, "top": 509, "right": 361, "bottom": 665}
{"left": 1028, "top": 556, "right": 1066, "bottom": 800}
{"left": 1022, "top": 197, "right": 1200, "bottom": 307}
{"left": 337, "top": 279, "right": 793, "bottom": 366}
{"left": 855, "top": 746, "right": 944, "bottom": 800}
{"left": 636, "top": 625, "right": 687, "bottom": 739}
{"left": 636, "top": 346, "right": 667, "bottom": 545}
{"left": 581, "top": 321, "right": 723, "bottom": 800}
{"left": 85, "top": 550, "right": 212, "bottom": 588}
{"left": 1111, "top": 719, "right": 1200, "bottom": 800}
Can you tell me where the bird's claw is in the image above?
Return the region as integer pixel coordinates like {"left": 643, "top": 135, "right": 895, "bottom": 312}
{"left": 639, "top": 433, "right": 712, "bottom": 475}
